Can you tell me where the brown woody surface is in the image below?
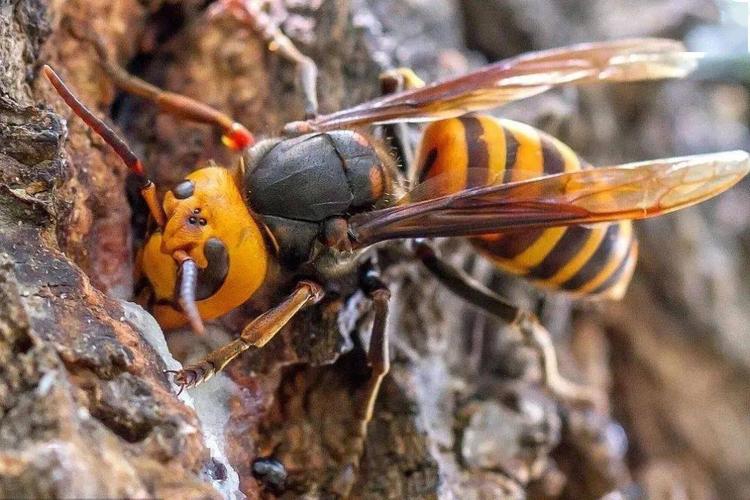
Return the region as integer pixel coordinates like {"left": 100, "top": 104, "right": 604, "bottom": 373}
{"left": 1, "top": 0, "right": 748, "bottom": 498}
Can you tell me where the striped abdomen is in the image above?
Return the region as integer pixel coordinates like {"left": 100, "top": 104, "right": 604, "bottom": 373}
{"left": 413, "top": 115, "right": 638, "bottom": 299}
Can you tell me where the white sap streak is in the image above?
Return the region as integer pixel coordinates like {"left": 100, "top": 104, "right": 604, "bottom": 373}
{"left": 120, "top": 301, "right": 244, "bottom": 500}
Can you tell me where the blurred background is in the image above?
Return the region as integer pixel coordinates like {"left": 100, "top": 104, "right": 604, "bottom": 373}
{"left": 460, "top": 1, "right": 750, "bottom": 498}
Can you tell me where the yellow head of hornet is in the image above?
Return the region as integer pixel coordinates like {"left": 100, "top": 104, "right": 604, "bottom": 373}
{"left": 139, "top": 166, "right": 269, "bottom": 330}
{"left": 42, "top": 65, "right": 268, "bottom": 334}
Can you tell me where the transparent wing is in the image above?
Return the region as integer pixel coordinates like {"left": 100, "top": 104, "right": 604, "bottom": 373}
{"left": 304, "top": 38, "right": 698, "bottom": 131}
{"left": 349, "top": 151, "right": 750, "bottom": 246}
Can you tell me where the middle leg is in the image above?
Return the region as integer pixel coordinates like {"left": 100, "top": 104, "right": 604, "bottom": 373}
{"left": 331, "top": 262, "right": 392, "bottom": 496}
{"left": 379, "top": 68, "right": 426, "bottom": 180}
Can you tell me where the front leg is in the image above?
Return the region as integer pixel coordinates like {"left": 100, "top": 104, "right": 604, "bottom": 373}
{"left": 166, "top": 280, "right": 324, "bottom": 392}
{"left": 74, "top": 29, "right": 255, "bottom": 151}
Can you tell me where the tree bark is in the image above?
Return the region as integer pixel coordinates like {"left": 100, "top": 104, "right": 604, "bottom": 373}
{"left": 1, "top": 0, "right": 749, "bottom": 499}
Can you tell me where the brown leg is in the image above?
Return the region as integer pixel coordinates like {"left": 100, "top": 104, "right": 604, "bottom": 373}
{"left": 332, "top": 265, "right": 391, "bottom": 496}
{"left": 167, "top": 280, "right": 325, "bottom": 392}
{"left": 78, "top": 30, "right": 254, "bottom": 151}
{"left": 210, "top": 0, "right": 319, "bottom": 118}
{"left": 414, "top": 240, "right": 600, "bottom": 405}
{"left": 514, "top": 312, "right": 604, "bottom": 406}
{"left": 414, "top": 240, "right": 520, "bottom": 323}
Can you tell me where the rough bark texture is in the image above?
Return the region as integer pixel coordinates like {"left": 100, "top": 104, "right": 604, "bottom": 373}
{"left": 1, "top": 0, "right": 749, "bottom": 499}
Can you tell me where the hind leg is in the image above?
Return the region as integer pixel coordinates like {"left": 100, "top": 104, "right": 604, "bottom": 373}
{"left": 413, "top": 240, "right": 600, "bottom": 405}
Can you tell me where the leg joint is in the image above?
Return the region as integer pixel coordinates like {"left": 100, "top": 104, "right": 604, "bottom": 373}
{"left": 299, "top": 279, "right": 325, "bottom": 303}
{"left": 369, "top": 287, "right": 391, "bottom": 304}
{"left": 358, "top": 262, "right": 389, "bottom": 298}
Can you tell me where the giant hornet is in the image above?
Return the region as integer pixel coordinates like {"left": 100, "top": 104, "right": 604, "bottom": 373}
{"left": 44, "top": 5, "right": 749, "bottom": 493}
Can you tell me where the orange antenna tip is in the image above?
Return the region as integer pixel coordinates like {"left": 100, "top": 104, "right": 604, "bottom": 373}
{"left": 222, "top": 122, "right": 255, "bottom": 151}
{"left": 133, "top": 159, "right": 145, "bottom": 177}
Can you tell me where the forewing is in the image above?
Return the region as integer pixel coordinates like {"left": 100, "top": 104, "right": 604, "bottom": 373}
{"left": 349, "top": 151, "right": 750, "bottom": 246}
{"left": 306, "top": 38, "right": 698, "bottom": 130}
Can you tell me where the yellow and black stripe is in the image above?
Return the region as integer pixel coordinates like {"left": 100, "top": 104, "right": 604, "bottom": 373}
{"left": 413, "top": 114, "right": 637, "bottom": 299}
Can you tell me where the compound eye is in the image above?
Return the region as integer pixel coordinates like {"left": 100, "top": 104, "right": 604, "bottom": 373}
{"left": 173, "top": 180, "right": 195, "bottom": 199}
{"left": 195, "top": 237, "right": 230, "bottom": 301}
